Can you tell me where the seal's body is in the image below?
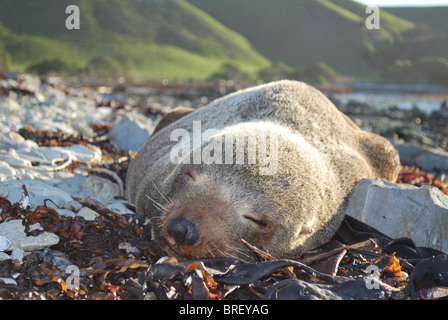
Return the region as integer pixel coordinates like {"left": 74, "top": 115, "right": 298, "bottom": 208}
{"left": 126, "top": 81, "right": 400, "bottom": 261}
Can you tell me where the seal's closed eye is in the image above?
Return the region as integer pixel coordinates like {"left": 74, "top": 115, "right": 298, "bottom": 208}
{"left": 184, "top": 169, "right": 197, "bottom": 181}
{"left": 244, "top": 215, "right": 268, "bottom": 229}
{"left": 178, "top": 169, "right": 197, "bottom": 189}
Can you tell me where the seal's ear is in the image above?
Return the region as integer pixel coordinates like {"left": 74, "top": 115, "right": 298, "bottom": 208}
{"left": 152, "top": 106, "right": 195, "bottom": 135}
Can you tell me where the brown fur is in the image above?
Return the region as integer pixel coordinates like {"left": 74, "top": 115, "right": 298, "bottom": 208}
{"left": 126, "top": 80, "right": 400, "bottom": 261}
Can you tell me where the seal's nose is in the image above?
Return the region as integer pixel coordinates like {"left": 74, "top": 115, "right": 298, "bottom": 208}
{"left": 166, "top": 216, "right": 199, "bottom": 245}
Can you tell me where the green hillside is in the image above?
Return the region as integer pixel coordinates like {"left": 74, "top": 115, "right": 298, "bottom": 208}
{"left": 0, "top": 0, "right": 269, "bottom": 80}
{"left": 189, "top": 0, "right": 448, "bottom": 85}
{"left": 189, "top": 0, "right": 417, "bottom": 78}
{"left": 385, "top": 6, "right": 448, "bottom": 61}
{"left": 1, "top": 0, "right": 447, "bottom": 85}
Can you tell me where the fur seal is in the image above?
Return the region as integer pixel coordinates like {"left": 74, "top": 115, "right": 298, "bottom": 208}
{"left": 126, "top": 80, "right": 400, "bottom": 261}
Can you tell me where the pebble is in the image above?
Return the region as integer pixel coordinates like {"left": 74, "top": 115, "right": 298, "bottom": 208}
{"left": 77, "top": 206, "right": 100, "bottom": 220}
{"left": 0, "top": 278, "right": 18, "bottom": 285}
{"left": 11, "top": 248, "right": 25, "bottom": 262}
{"left": 82, "top": 175, "right": 121, "bottom": 202}
{"left": 392, "top": 139, "right": 448, "bottom": 172}
{"left": 0, "top": 253, "right": 11, "bottom": 261}
{"left": 0, "top": 161, "right": 16, "bottom": 182}
{"left": 108, "top": 111, "right": 155, "bottom": 152}
{"left": 39, "top": 248, "right": 73, "bottom": 271}
{"left": 0, "top": 219, "right": 60, "bottom": 252}
{"left": 118, "top": 242, "right": 140, "bottom": 255}
{"left": 0, "top": 235, "right": 11, "bottom": 251}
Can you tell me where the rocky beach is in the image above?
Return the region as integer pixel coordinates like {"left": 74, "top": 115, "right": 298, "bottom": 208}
{"left": 1, "top": 72, "right": 448, "bottom": 300}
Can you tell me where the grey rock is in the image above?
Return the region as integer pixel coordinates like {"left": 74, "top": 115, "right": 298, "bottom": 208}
{"left": 344, "top": 178, "right": 448, "bottom": 253}
{"left": 40, "top": 248, "right": 73, "bottom": 271}
{"left": 0, "top": 252, "right": 11, "bottom": 261}
{"left": 0, "top": 277, "right": 18, "bottom": 285}
{"left": 108, "top": 112, "right": 155, "bottom": 151}
{"left": 392, "top": 139, "right": 448, "bottom": 172}
{"left": 0, "top": 179, "right": 82, "bottom": 211}
{"left": 77, "top": 206, "right": 99, "bottom": 220}
{"left": 0, "top": 160, "right": 17, "bottom": 182}
{"left": 82, "top": 175, "right": 121, "bottom": 201}
{"left": 0, "top": 219, "right": 60, "bottom": 252}
{"left": 0, "top": 235, "right": 11, "bottom": 252}
{"left": 11, "top": 248, "right": 25, "bottom": 262}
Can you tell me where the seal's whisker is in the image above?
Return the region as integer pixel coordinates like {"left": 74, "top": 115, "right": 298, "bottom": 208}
{"left": 151, "top": 181, "right": 173, "bottom": 205}
{"left": 151, "top": 204, "right": 162, "bottom": 212}
{"left": 207, "top": 246, "right": 216, "bottom": 258}
{"left": 150, "top": 203, "right": 165, "bottom": 213}
{"left": 212, "top": 243, "right": 240, "bottom": 261}
{"left": 146, "top": 194, "right": 168, "bottom": 212}
{"left": 224, "top": 244, "right": 251, "bottom": 258}
{"left": 149, "top": 215, "right": 166, "bottom": 221}
{"left": 217, "top": 248, "right": 232, "bottom": 258}
{"left": 211, "top": 243, "right": 227, "bottom": 257}
{"left": 149, "top": 215, "right": 166, "bottom": 234}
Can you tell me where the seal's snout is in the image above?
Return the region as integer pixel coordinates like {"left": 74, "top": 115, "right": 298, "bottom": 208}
{"left": 166, "top": 216, "right": 199, "bottom": 246}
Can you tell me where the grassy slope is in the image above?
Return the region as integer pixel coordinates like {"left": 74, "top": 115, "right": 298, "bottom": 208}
{"left": 331, "top": 0, "right": 415, "bottom": 35}
{"left": 189, "top": 0, "right": 417, "bottom": 78}
{"left": 384, "top": 6, "right": 448, "bottom": 62}
{"left": 386, "top": 6, "right": 448, "bottom": 31}
{"left": 0, "top": 0, "right": 269, "bottom": 79}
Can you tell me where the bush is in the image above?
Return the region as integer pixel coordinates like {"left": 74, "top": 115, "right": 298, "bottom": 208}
{"left": 26, "top": 58, "right": 75, "bottom": 75}
{"left": 382, "top": 57, "right": 448, "bottom": 86}
{"left": 382, "top": 59, "right": 418, "bottom": 83}
{"left": 418, "top": 57, "right": 448, "bottom": 86}
{"left": 297, "top": 62, "right": 340, "bottom": 84}
{"left": 207, "top": 62, "right": 254, "bottom": 83}
{"left": 257, "top": 62, "right": 296, "bottom": 82}
{"left": 84, "top": 55, "right": 123, "bottom": 79}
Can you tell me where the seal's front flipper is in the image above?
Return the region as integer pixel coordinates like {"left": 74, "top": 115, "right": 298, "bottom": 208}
{"left": 152, "top": 106, "right": 195, "bottom": 135}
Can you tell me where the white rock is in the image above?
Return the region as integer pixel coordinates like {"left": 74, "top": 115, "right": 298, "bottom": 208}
{"left": 0, "top": 78, "right": 18, "bottom": 89}
{"left": 118, "top": 242, "right": 140, "bottom": 255}
{"left": 0, "top": 278, "right": 17, "bottom": 285}
{"left": 0, "top": 253, "right": 11, "bottom": 261}
{"left": 53, "top": 174, "right": 88, "bottom": 197}
{"left": 0, "top": 148, "right": 32, "bottom": 167}
{"left": 55, "top": 144, "right": 102, "bottom": 163}
{"left": 82, "top": 175, "right": 121, "bottom": 201}
{"left": 56, "top": 208, "right": 77, "bottom": 218}
{"left": 17, "top": 144, "right": 102, "bottom": 168}
{"left": 87, "top": 106, "right": 114, "bottom": 124}
{"left": 26, "top": 119, "right": 77, "bottom": 136}
{"left": 0, "top": 235, "right": 11, "bottom": 251}
{"left": 106, "top": 199, "right": 135, "bottom": 215}
{"left": 11, "top": 248, "right": 25, "bottom": 262}
{"left": 108, "top": 112, "right": 154, "bottom": 151}
{"left": 0, "top": 98, "right": 22, "bottom": 119}
{"left": 0, "top": 160, "right": 17, "bottom": 182}
{"left": 392, "top": 140, "right": 448, "bottom": 172}
{"left": 18, "top": 73, "right": 41, "bottom": 93}
{"left": 0, "top": 129, "right": 26, "bottom": 150}
{"left": 345, "top": 178, "right": 448, "bottom": 253}
{"left": 0, "top": 219, "right": 59, "bottom": 252}
{"left": 0, "top": 179, "right": 82, "bottom": 211}
{"left": 77, "top": 206, "right": 99, "bottom": 220}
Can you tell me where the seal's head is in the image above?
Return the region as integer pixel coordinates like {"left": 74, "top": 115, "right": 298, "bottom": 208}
{"left": 150, "top": 123, "right": 346, "bottom": 261}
